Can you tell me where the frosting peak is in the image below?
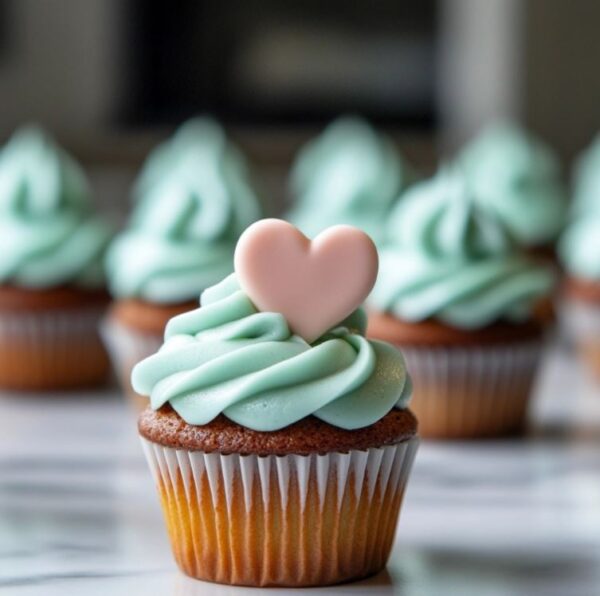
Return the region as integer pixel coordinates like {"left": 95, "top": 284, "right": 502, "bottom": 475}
{"left": 132, "top": 274, "right": 412, "bottom": 431}
{"left": 287, "top": 117, "right": 411, "bottom": 243}
{"left": 0, "top": 126, "right": 111, "bottom": 288}
{"left": 106, "top": 118, "right": 263, "bottom": 303}
{"left": 370, "top": 168, "right": 555, "bottom": 329}
{"left": 458, "top": 122, "right": 567, "bottom": 247}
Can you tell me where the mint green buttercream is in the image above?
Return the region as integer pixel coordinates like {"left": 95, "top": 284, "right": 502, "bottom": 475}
{"left": 369, "top": 168, "right": 555, "bottom": 329}
{"left": 0, "top": 127, "right": 111, "bottom": 288}
{"left": 559, "top": 216, "right": 600, "bottom": 280}
{"left": 132, "top": 274, "right": 412, "bottom": 431}
{"left": 458, "top": 122, "right": 567, "bottom": 247}
{"left": 287, "top": 117, "right": 412, "bottom": 244}
{"left": 571, "top": 134, "right": 600, "bottom": 218}
{"left": 106, "top": 118, "right": 263, "bottom": 303}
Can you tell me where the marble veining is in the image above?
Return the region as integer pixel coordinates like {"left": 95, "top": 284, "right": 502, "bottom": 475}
{"left": 1, "top": 341, "right": 599, "bottom": 595}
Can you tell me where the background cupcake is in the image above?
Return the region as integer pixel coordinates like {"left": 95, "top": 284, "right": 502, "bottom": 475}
{"left": 457, "top": 122, "right": 567, "bottom": 257}
{"left": 0, "top": 126, "right": 112, "bottom": 390}
{"left": 368, "top": 168, "right": 555, "bottom": 438}
{"left": 133, "top": 220, "right": 418, "bottom": 587}
{"left": 103, "top": 118, "right": 264, "bottom": 410}
{"left": 287, "top": 116, "right": 414, "bottom": 243}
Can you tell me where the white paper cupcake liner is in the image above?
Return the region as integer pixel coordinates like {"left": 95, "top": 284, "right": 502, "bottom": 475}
{"left": 141, "top": 436, "right": 418, "bottom": 587}
{"left": 0, "top": 306, "right": 109, "bottom": 389}
{"left": 101, "top": 317, "right": 162, "bottom": 410}
{"left": 398, "top": 340, "right": 544, "bottom": 438}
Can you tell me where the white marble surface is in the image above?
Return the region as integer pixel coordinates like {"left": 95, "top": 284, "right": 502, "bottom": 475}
{"left": 1, "top": 340, "right": 600, "bottom": 596}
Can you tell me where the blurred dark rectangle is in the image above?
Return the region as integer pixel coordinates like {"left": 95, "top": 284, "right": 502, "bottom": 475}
{"left": 121, "top": 0, "right": 438, "bottom": 129}
{"left": 0, "top": 0, "right": 10, "bottom": 58}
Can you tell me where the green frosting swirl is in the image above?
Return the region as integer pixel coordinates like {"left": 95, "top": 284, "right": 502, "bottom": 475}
{"left": 458, "top": 122, "right": 567, "bottom": 247}
{"left": 106, "top": 118, "right": 263, "bottom": 303}
{"left": 559, "top": 216, "right": 600, "bottom": 280}
{"left": 0, "top": 127, "right": 111, "bottom": 288}
{"left": 571, "top": 134, "right": 600, "bottom": 218}
{"left": 287, "top": 117, "right": 411, "bottom": 243}
{"left": 369, "top": 168, "right": 555, "bottom": 329}
{"left": 132, "top": 274, "right": 412, "bottom": 431}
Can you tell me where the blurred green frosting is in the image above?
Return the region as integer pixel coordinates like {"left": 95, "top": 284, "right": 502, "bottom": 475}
{"left": 287, "top": 116, "right": 412, "bottom": 244}
{"left": 458, "top": 122, "right": 567, "bottom": 247}
{"left": 132, "top": 274, "right": 412, "bottom": 431}
{"left": 571, "top": 134, "right": 600, "bottom": 218}
{"left": 106, "top": 118, "right": 263, "bottom": 303}
{"left": 559, "top": 217, "right": 600, "bottom": 280}
{"left": 369, "top": 168, "right": 555, "bottom": 329}
{"left": 559, "top": 134, "right": 600, "bottom": 280}
{"left": 0, "top": 127, "right": 111, "bottom": 288}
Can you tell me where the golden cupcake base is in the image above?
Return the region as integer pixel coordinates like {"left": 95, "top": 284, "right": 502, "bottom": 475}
{"left": 142, "top": 437, "right": 418, "bottom": 587}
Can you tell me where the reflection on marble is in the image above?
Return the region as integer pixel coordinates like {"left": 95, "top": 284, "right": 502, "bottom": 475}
{"left": 1, "top": 341, "right": 600, "bottom": 595}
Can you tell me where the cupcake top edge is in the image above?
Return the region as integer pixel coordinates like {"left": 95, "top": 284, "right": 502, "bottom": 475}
{"left": 132, "top": 220, "right": 413, "bottom": 432}
{"left": 0, "top": 125, "right": 112, "bottom": 289}
{"left": 106, "top": 117, "right": 263, "bottom": 304}
{"left": 369, "top": 167, "right": 556, "bottom": 330}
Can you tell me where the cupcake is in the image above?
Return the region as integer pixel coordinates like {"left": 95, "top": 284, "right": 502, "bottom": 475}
{"left": 133, "top": 219, "right": 418, "bottom": 587}
{"left": 103, "top": 118, "right": 263, "bottom": 411}
{"left": 458, "top": 122, "right": 567, "bottom": 256}
{"left": 559, "top": 215, "right": 600, "bottom": 379}
{"left": 368, "top": 168, "right": 555, "bottom": 439}
{"left": 0, "top": 127, "right": 112, "bottom": 390}
{"left": 287, "top": 116, "right": 413, "bottom": 244}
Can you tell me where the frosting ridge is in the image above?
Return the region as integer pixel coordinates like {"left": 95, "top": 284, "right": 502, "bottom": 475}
{"left": 132, "top": 274, "right": 412, "bottom": 431}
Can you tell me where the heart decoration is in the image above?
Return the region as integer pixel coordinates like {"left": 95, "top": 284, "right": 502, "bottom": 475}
{"left": 234, "top": 219, "right": 378, "bottom": 343}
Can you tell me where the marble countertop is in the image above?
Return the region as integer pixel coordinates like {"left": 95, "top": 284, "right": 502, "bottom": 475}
{"left": 1, "top": 340, "right": 600, "bottom": 596}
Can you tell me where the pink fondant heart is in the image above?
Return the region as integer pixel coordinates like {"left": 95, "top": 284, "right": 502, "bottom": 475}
{"left": 234, "top": 219, "right": 378, "bottom": 343}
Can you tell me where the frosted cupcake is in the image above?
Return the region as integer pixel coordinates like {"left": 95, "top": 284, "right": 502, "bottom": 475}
{"left": 287, "top": 116, "right": 413, "bottom": 244}
{"left": 0, "top": 127, "right": 112, "bottom": 389}
{"left": 458, "top": 122, "right": 567, "bottom": 255}
{"left": 134, "top": 219, "right": 418, "bottom": 587}
{"left": 368, "top": 168, "right": 555, "bottom": 438}
{"left": 559, "top": 215, "right": 600, "bottom": 379}
{"left": 104, "top": 118, "right": 263, "bottom": 410}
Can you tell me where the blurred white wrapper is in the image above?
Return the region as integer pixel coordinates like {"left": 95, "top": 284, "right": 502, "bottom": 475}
{"left": 0, "top": 305, "right": 109, "bottom": 389}
{"left": 398, "top": 340, "right": 544, "bottom": 438}
{"left": 101, "top": 317, "right": 162, "bottom": 412}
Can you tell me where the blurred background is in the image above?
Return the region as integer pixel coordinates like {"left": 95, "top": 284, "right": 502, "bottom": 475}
{"left": 1, "top": 0, "right": 599, "bottom": 215}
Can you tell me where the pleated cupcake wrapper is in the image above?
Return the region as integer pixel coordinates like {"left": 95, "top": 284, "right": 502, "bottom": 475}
{"left": 100, "top": 318, "right": 162, "bottom": 411}
{"left": 141, "top": 437, "right": 418, "bottom": 587}
{"left": 562, "top": 300, "right": 600, "bottom": 379}
{"left": 399, "top": 340, "right": 543, "bottom": 439}
{"left": 0, "top": 306, "right": 109, "bottom": 389}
